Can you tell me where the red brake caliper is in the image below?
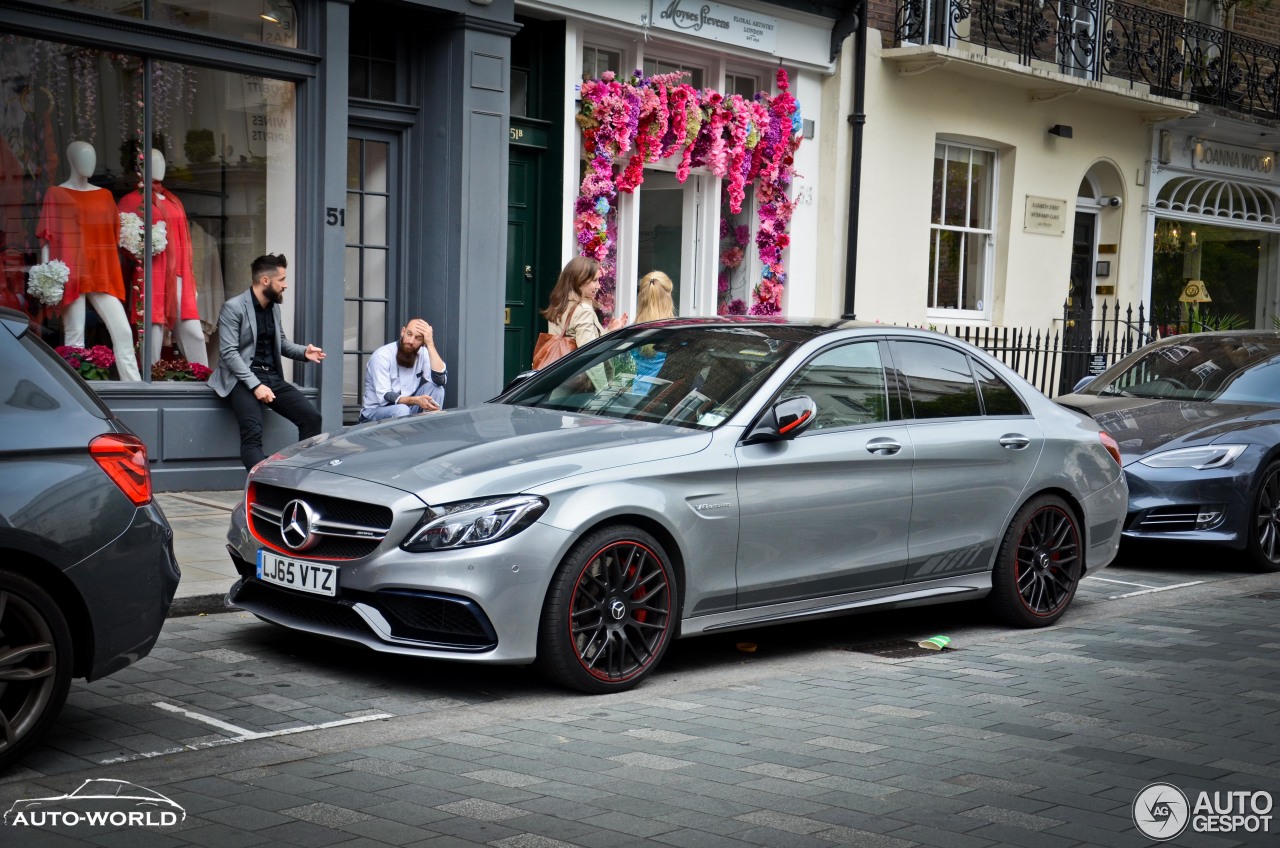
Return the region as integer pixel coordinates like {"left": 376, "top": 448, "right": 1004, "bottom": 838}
{"left": 627, "top": 564, "right": 647, "bottom": 623}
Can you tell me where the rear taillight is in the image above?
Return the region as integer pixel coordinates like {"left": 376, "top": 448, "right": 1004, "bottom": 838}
{"left": 1099, "top": 431, "right": 1122, "bottom": 466}
{"left": 90, "top": 433, "right": 152, "bottom": 506}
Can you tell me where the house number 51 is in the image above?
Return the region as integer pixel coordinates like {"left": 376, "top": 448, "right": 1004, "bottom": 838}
{"left": 325, "top": 208, "right": 345, "bottom": 226}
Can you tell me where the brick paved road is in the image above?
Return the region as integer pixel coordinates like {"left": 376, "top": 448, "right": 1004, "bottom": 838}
{"left": 2, "top": 553, "right": 1277, "bottom": 847}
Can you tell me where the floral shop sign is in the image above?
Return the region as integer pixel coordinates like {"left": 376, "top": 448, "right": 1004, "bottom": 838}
{"left": 576, "top": 69, "right": 802, "bottom": 316}
{"left": 652, "top": 0, "right": 778, "bottom": 53}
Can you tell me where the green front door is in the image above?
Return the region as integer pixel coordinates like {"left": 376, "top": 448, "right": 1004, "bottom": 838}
{"left": 505, "top": 120, "right": 552, "bottom": 384}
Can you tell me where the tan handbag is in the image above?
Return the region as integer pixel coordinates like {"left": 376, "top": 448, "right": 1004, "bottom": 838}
{"left": 531, "top": 303, "right": 581, "bottom": 370}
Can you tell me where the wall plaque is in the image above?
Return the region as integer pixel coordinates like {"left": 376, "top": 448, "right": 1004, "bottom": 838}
{"left": 1024, "top": 195, "right": 1066, "bottom": 236}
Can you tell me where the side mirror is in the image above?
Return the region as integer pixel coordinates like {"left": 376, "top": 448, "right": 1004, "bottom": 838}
{"left": 1071, "top": 375, "right": 1096, "bottom": 393}
{"left": 747, "top": 395, "right": 817, "bottom": 443}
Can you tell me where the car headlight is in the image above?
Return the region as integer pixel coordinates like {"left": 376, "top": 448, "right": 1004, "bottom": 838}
{"left": 1138, "top": 444, "right": 1247, "bottom": 470}
{"left": 401, "top": 495, "right": 548, "bottom": 552}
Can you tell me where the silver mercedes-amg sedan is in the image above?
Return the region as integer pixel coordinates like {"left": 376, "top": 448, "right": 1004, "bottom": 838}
{"left": 226, "top": 319, "right": 1126, "bottom": 693}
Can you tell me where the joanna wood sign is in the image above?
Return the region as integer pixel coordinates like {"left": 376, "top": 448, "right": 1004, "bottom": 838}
{"left": 651, "top": 0, "right": 778, "bottom": 52}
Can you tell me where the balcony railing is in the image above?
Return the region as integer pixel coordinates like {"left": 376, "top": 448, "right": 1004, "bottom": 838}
{"left": 896, "top": 0, "right": 1280, "bottom": 120}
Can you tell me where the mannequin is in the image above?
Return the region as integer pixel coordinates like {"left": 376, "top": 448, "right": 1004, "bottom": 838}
{"left": 37, "top": 141, "right": 141, "bottom": 381}
{"left": 117, "top": 149, "right": 206, "bottom": 367}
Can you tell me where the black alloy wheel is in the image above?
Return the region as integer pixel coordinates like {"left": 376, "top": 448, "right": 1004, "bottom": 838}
{"left": 989, "top": 495, "right": 1083, "bottom": 627}
{"left": 538, "top": 525, "right": 676, "bottom": 694}
{"left": 1248, "top": 461, "right": 1280, "bottom": 573}
{"left": 0, "top": 570, "right": 73, "bottom": 771}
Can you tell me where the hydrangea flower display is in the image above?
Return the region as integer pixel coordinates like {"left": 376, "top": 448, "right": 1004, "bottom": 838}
{"left": 575, "top": 68, "right": 802, "bottom": 316}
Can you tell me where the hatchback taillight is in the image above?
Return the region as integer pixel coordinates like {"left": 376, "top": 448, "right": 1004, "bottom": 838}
{"left": 90, "top": 433, "right": 152, "bottom": 506}
{"left": 1099, "top": 431, "right": 1123, "bottom": 466}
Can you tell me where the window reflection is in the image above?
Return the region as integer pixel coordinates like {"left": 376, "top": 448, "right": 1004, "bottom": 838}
{"left": 0, "top": 34, "right": 296, "bottom": 382}
{"left": 47, "top": 0, "right": 299, "bottom": 48}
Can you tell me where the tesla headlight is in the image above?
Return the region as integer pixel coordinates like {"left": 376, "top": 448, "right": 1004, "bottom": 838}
{"left": 401, "top": 495, "right": 548, "bottom": 552}
{"left": 1138, "top": 444, "right": 1247, "bottom": 470}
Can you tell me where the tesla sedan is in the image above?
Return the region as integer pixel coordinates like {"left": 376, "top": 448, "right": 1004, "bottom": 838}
{"left": 1058, "top": 330, "right": 1280, "bottom": 571}
{"left": 226, "top": 319, "right": 1126, "bottom": 693}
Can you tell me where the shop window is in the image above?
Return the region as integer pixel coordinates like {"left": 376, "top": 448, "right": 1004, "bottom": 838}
{"left": 928, "top": 140, "right": 994, "bottom": 317}
{"left": 1, "top": 34, "right": 297, "bottom": 383}
{"left": 582, "top": 46, "right": 621, "bottom": 81}
{"left": 48, "top": 0, "right": 299, "bottom": 48}
{"left": 718, "top": 188, "right": 752, "bottom": 315}
{"left": 643, "top": 58, "right": 703, "bottom": 89}
{"left": 725, "top": 73, "right": 759, "bottom": 100}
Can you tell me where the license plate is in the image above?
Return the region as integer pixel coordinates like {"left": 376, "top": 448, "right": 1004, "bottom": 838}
{"left": 257, "top": 550, "right": 338, "bottom": 597}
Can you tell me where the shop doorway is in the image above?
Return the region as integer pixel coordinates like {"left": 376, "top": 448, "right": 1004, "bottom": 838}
{"left": 638, "top": 170, "right": 701, "bottom": 315}
{"left": 343, "top": 126, "right": 401, "bottom": 424}
{"left": 1151, "top": 221, "right": 1275, "bottom": 328}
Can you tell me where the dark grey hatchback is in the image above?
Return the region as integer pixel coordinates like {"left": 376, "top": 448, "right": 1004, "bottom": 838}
{"left": 0, "top": 307, "right": 179, "bottom": 771}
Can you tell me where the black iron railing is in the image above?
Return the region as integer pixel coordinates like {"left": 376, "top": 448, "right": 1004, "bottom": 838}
{"left": 939, "top": 301, "right": 1244, "bottom": 397}
{"left": 896, "top": 0, "right": 1280, "bottom": 120}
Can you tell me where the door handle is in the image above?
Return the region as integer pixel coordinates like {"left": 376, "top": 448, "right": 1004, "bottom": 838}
{"left": 1000, "top": 434, "right": 1031, "bottom": 450}
{"left": 866, "top": 437, "right": 901, "bottom": 456}
{"left": 523, "top": 265, "right": 534, "bottom": 281}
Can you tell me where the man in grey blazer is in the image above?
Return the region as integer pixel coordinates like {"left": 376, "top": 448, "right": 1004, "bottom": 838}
{"left": 210, "top": 254, "right": 325, "bottom": 470}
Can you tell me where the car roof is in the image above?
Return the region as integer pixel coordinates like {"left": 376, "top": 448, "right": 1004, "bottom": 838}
{"left": 628, "top": 316, "right": 930, "bottom": 336}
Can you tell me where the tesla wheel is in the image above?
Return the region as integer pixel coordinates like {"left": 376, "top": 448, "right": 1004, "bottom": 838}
{"left": 988, "top": 495, "right": 1083, "bottom": 628}
{"left": 538, "top": 525, "right": 677, "bottom": 694}
{"left": 1248, "top": 461, "right": 1280, "bottom": 573}
{"left": 0, "top": 570, "right": 73, "bottom": 771}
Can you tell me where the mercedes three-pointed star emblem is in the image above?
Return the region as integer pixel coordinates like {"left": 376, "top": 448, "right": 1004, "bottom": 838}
{"left": 280, "top": 499, "right": 319, "bottom": 551}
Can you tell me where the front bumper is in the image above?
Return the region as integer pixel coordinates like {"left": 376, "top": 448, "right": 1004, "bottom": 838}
{"left": 1119, "top": 451, "right": 1259, "bottom": 548}
{"left": 226, "top": 500, "right": 574, "bottom": 664}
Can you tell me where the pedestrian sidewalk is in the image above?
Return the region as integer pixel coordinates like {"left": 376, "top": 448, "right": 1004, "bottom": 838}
{"left": 156, "top": 490, "right": 243, "bottom": 616}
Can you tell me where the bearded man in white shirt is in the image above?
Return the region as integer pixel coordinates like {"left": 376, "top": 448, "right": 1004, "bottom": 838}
{"left": 359, "top": 318, "right": 448, "bottom": 422}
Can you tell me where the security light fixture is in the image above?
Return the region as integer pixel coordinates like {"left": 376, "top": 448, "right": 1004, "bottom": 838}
{"left": 260, "top": 1, "right": 283, "bottom": 24}
{"left": 1048, "top": 125, "right": 1073, "bottom": 138}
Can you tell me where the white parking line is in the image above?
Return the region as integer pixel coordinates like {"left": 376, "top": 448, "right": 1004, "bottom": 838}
{"left": 1108, "top": 580, "right": 1205, "bottom": 600}
{"left": 95, "top": 703, "right": 393, "bottom": 765}
{"left": 1085, "top": 576, "right": 1160, "bottom": 589}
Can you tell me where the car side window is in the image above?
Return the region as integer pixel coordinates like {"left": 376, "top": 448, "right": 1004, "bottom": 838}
{"left": 780, "top": 341, "right": 890, "bottom": 429}
{"left": 971, "top": 359, "right": 1029, "bottom": 415}
{"left": 892, "top": 340, "right": 981, "bottom": 419}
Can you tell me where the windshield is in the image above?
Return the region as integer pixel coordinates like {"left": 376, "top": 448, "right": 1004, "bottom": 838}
{"left": 1086, "top": 335, "right": 1280, "bottom": 404}
{"left": 500, "top": 325, "right": 807, "bottom": 429}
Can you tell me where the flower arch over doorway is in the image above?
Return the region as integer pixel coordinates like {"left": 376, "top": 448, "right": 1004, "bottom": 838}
{"left": 575, "top": 68, "right": 802, "bottom": 315}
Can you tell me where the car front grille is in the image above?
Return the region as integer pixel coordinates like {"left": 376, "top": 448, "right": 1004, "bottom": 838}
{"left": 249, "top": 483, "right": 394, "bottom": 560}
{"left": 232, "top": 579, "right": 369, "bottom": 637}
{"left": 231, "top": 579, "right": 498, "bottom": 651}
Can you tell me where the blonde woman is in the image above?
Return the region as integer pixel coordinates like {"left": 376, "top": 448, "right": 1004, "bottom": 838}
{"left": 635, "top": 270, "right": 676, "bottom": 323}
{"left": 631, "top": 270, "right": 676, "bottom": 394}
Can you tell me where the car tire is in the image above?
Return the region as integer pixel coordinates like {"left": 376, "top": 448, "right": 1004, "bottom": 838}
{"left": 0, "top": 569, "right": 74, "bottom": 772}
{"left": 988, "top": 495, "right": 1083, "bottom": 628}
{"left": 537, "top": 525, "right": 677, "bottom": 694}
{"left": 1247, "top": 460, "right": 1280, "bottom": 572}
